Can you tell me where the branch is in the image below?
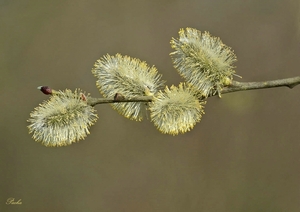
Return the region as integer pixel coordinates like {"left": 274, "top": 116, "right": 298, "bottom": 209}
{"left": 221, "top": 76, "right": 300, "bottom": 94}
{"left": 88, "top": 96, "right": 152, "bottom": 106}
{"left": 86, "top": 76, "right": 300, "bottom": 106}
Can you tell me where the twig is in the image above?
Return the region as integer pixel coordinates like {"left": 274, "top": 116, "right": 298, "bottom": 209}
{"left": 88, "top": 96, "right": 152, "bottom": 106}
{"left": 221, "top": 76, "right": 300, "bottom": 94}
{"left": 86, "top": 76, "right": 300, "bottom": 106}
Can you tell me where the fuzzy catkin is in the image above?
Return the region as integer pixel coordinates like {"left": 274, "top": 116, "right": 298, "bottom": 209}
{"left": 28, "top": 89, "right": 98, "bottom": 147}
{"left": 170, "top": 28, "right": 237, "bottom": 97}
{"left": 92, "top": 54, "right": 164, "bottom": 121}
{"left": 150, "top": 83, "right": 205, "bottom": 135}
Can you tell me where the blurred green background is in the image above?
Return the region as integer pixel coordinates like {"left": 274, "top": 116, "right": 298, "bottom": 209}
{"left": 1, "top": 1, "right": 300, "bottom": 211}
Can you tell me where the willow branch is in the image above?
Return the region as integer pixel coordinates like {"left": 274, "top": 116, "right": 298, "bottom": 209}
{"left": 87, "top": 76, "right": 300, "bottom": 106}
{"left": 221, "top": 76, "right": 300, "bottom": 94}
{"left": 88, "top": 96, "right": 152, "bottom": 106}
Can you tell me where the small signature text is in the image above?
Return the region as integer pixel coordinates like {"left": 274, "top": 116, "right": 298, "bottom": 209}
{"left": 6, "top": 198, "right": 22, "bottom": 205}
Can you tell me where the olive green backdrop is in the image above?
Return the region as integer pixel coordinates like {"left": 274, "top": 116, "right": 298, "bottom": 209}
{"left": 1, "top": 1, "right": 300, "bottom": 211}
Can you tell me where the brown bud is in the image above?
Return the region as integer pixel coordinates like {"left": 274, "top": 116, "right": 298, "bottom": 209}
{"left": 114, "top": 93, "right": 125, "bottom": 101}
{"left": 80, "top": 93, "right": 87, "bottom": 101}
{"left": 37, "top": 86, "right": 52, "bottom": 95}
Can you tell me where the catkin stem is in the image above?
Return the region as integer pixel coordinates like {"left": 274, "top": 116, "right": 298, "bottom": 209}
{"left": 87, "top": 76, "right": 300, "bottom": 106}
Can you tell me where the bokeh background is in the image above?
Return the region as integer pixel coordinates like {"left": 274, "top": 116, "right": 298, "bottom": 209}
{"left": 1, "top": 1, "right": 300, "bottom": 211}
